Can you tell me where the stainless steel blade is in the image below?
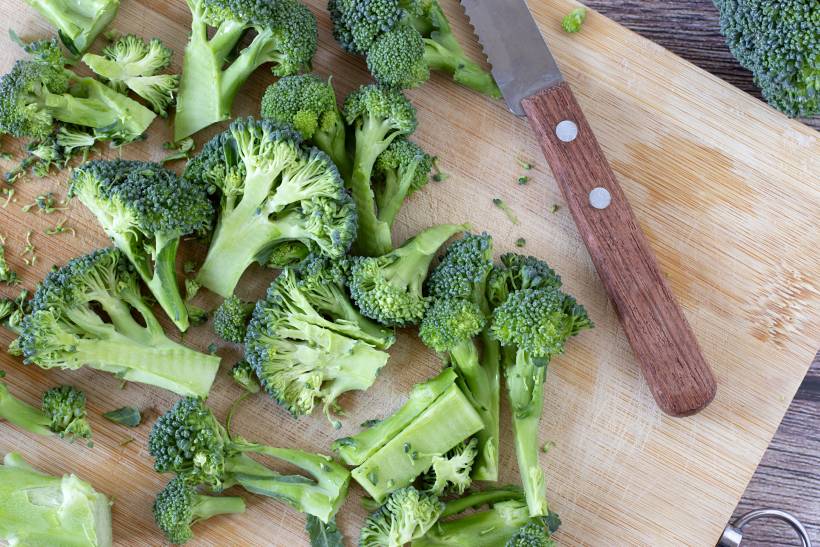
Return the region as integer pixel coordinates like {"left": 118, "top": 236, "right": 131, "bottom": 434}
{"left": 460, "top": 0, "right": 562, "bottom": 116}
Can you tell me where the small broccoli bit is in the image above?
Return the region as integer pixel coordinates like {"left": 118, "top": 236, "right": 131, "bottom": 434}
{"left": 187, "top": 117, "right": 356, "bottom": 298}
{"left": 489, "top": 254, "right": 592, "bottom": 517}
{"left": 23, "top": 0, "right": 120, "bottom": 54}
{"left": 343, "top": 85, "right": 418, "bottom": 256}
{"left": 347, "top": 223, "right": 468, "bottom": 327}
{"left": 505, "top": 520, "right": 555, "bottom": 547}
{"left": 360, "top": 487, "right": 443, "bottom": 547}
{"left": 82, "top": 35, "right": 179, "bottom": 116}
{"left": 174, "top": 0, "right": 317, "bottom": 140}
{"left": 561, "top": 7, "right": 587, "bottom": 33}
{"left": 330, "top": 0, "right": 500, "bottom": 98}
{"left": 0, "top": 452, "right": 112, "bottom": 546}
{"left": 261, "top": 74, "right": 351, "bottom": 179}
{"left": 57, "top": 125, "right": 98, "bottom": 160}
{"left": 160, "top": 138, "right": 195, "bottom": 165}
{"left": 714, "top": 0, "right": 818, "bottom": 117}
{"left": 373, "top": 138, "right": 434, "bottom": 229}
{"left": 70, "top": 160, "right": 213, "bottom": 332}
{"left": 18, "top": 248, "right": 221, "bottom": 397}
{"left": 245, "top": 257, "right": 394, "bottom": 424}
{"left": 0, "top": 289, "right": 30, "bottom": 333}
{"left": 420, "top": 438, "right": 477, "bottom": 496}
{"left": 0, "top": 237, "right": 19, "bottom": 284}
{"left": 213, "top": 296, "right": 254, "bottom": 344}
{"left": 148, "top": 397, "right": 350, "bottom": 523}
{"left": 41, "top": 385, "right": 92, "bottom": 441}
{"left": 493, "top": 198, "right": 519, "bottom": 225}
{"left": 229, "top": 360, "right": 260, "bottom": 394}
{"left": 153, "top": 476, "right": 246, "bottom": 544}
{"left": 0, "top": 39, "right": 156, "bottom": 146}
{"left": 103, "top": 406, "right": 141, "bottom": 427}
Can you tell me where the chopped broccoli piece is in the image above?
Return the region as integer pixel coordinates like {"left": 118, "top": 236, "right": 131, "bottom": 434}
{"left": 102, "top": 406, "right": 141, "bottom": 427}
{"left": 229, "top": 360, "right": 260, "bottom": 394}
{"left": 148, "top": 397, "right": 350, "bottom": 523}
{"left": 213, "top": 296, "right": 254, "bottom": 344}
{"left": 0, "top": 38, "right": 155, "bottom": 145}
{"left": 82, "top": 35, "right": 179, "bottom": 116}
{"left": 187, "top": 117, "right": 356, "bottom": 298}
{"left": 329, "top": 0, "right": 500, "bottom": 98}
{"left": 70, "top": 160, "right": 213, "bottom": 332}
{"left": 493, "top": 198, "right": 519, "bottom": 224}
{"left": 161, "top": 138, "right": 195, "bottom": 165}
{"left": 505, "top": 520, "right": 555, "bottom": 547}
{"left": 0, "top": 289, "right": 30, "bottom": 334}
{"left": 18, "top": 248, "right": 221, "bottom": 397}
{"left": 420, "top": 438, "right": 477, "bottom": 496}
{"left": 245, "top": 256, "right": 394, "bottom": 424}
{"left": 0, "top": 379, "right": 91, "bottom": 442}
{"left": 261, "top": 74, "right": 351, "bottom": 179}
{"left": 561, "top": 7, "right": 587, "bottom": 33}
{"left": 153, "top": 476, "right": 246, "bottom": 544}
{"left": 714, "top": 0, "right": 819, "bottom": 117}
{"left": 0, "top": 238, "right": 18, "bottom": 284}
{"left": 57, "top": 125, "right": 97, "bottom": 159}
{"left": 360, "top": 486, "right": 443, "bottom": 547}
{"left": 23, "top": 0, "right": 120, "bottom": 54}
{"left": 173, "top": 0, "right": 317, "bottom": 140}
{"left": 373, "top": 138, "right": 433, "bottom": 229}
{"left": 347, "top": 223, "right": 468, "bottom": 326}
{"left": 0, "top": 452, "right": 112, "bottom": 545}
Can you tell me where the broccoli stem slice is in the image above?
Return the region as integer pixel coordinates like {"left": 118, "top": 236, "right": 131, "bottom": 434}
{"left": 24, "top": 0, "right": 119, "bottom": 54}
{"left": 412, "top": 499, "right": 531, "bottom": 547}
{"left": 143, "top": 235, "right": 189, "bottom": 332}
{"left": 439, "top": 486, "right": 523, "bottom": 518}
{"left": 352, "top": 383, "right": 485, "bottom": 502}
{"left": 190, "top": 494, "right": 246, "bottom": 521}
{"left": 0, "top": 383, "right": 52, "bottom": 436}
{"left": 333, "top": 368, "right": 457, "bottom": 465}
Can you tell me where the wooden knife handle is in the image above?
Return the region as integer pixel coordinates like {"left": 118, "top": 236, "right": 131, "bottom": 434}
{"left": 522, "top": 82, "right": 716, "bottom": 417}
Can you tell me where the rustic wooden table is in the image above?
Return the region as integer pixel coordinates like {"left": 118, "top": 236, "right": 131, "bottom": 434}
{"left": 586, "top": 1, "right": 820, "bottom": 544}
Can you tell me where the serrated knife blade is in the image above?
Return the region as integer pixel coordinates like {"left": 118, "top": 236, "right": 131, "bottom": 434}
{"left": 460, "top": 0, "right": 562, "bottom": 116}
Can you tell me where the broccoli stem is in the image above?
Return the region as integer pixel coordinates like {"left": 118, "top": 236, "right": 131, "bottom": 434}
{"left": 220, "top": 30, "right": 278, "bottom": 111}
{"left": 143, "top": 235, "right": 189, "bottom": 332}
{"left": 423, "top": 42, "right": 501, "bottom": 100}
{"left": 42, "top": 91, "right": 122, "bottom": 129}
{"left": 190, "top": 494, "right": 246, "bottom": 521}
{"left": 376, "top": 160, "right": 418, "bottom": 229}
{"left": 438, "top": 486, "right": 523, "bottom": 518}
{"left": 313, "top": 125, "right": 351, "bottom": 182}
{"left": 24, "top": 0, "right": 118, "bottom": 54}
{"left": 0, "top": 383, "right": 52, "bottom": 436}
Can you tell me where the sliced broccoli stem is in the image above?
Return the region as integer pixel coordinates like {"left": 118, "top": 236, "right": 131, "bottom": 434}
{"left": 438, "top": 486, "right": 523, "bottom": 518}
{"left": 220, "top": 29, "right": 279, "bottom": 111}
{"left": 24, "top": 0, "right": 119, "bottom": 54}
{"left": 423, "top": 41, "right": 501, "bottom": 99}
{"left": 0, "top": 383, "right": 52, "bottom": 436}
{"left": 42, "top": 91, "right": 120, "bottom": 129}
{"left": 385, "top": 223, "right": 467, "bottom": 293}
{"left": 143, "top": 235, "right": 189, "bottom": 332}
{"left": 190, "top": 494, "right": 246, "bottom": 521}
{"left": 97, "top": 293, "right": 157, "bottom": 345}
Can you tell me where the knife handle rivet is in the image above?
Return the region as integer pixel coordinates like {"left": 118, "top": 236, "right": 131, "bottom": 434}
{"left": 589, "top": 187, "right": 611, "bottom": 209}
{"left": 555, "top": 120, "right": 578, "bottom": 142}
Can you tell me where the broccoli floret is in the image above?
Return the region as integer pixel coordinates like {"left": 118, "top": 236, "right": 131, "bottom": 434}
{"left": 505, "top": 520, "right": 554, "bottom": 547}
{"left": 148, "top": 397, "right": 350, "bottom": 523}
{"left": 70, "top": 160, "right": 213, "bottom": 332}
{"left": 0, "top": 39, "right": 155, "bottom": 145}
{"left": 187, "top": 117, "right": 356, "bottom": 298}
{"left": 420, "top": 438, "right": 477, "bottom": 496}
{"left": 343, "top": 84, "right": 417, "bottom": 255}
{"left": 213, "top": 296, "right": 254, "bottom": 343}
{"left": 245, "top": 257, "right": 394, "bottom": 424}
{"left": 17, "top": 248, "right": 221, "bottom": 397}
{"left": 56, "top": 125, "right": 97, "bottom": 160}
{"left": 153, "top": 476, "right": 246, "bottom": 544}
{"left": 23, "top": 0, "right": 120, "bottom": 54}
{"left": 174, "top": 0, "right": 317, "bottom": 140}
{"left": 487, "top": 253, "right": 562, "bottom": 308}
{"left": 714, "top": 0, "right": 818, "bottom": 117}
{"left": 490, "top": 258, "right": 591, "bottom": 516}
{"left": 261, "top": 74, "right": 351, "bottom": 179}
{"left": 0, "top": 377, "right": 91, "bottom": 442}
{"left": 0, "top": 290, "right": 30, "bottom": 334}
{"left": 561, "top": 7, "right": 587, "bottom": 33}
{"left": 82, "top": 35, "right": 179, "bottom": 116}
{"left": 330, "top": 0, "right": 500, "bottom": 98}
{"left": 229, "top": 360, "right": 260, "bottom": 393}
{"left": 347, "top": 223, "right": 467, "bottom": 326}
{"left": 0, "top": 452, "right": 112, "bottom": 545}
{"left": 360, "top": 487, "right": 443, "bottom": 547}
{"left": 0, "top": 239, "right": 18, "bottom": 284}
{"left": 373, "top": 138, "right": 433, "bottom": 229}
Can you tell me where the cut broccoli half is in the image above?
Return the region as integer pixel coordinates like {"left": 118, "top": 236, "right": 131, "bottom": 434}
{"left": 186, "top": 117, "right": 356, "bottom": 298}
{"left": 70, "top": 160, "right": 213, "bottom": 332}
{"left": 18, "top": 248, "right": 221, "bottom": 397}
{"left": 174, "top": 0, "right": 317, "bottom": 140}
{"left": 23, "top": 0, "right": 120, "bottom": 55}
{"left": 0, "top": 452, "right": 112, "bottom": 546}
{"left": 148, "top": 397, "right": 350, "bottom": 523}
{"left": 360, "top": 486, "right": 443, "bottom": 547}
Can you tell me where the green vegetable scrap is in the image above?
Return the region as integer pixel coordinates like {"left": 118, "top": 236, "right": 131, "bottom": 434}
{"left": 562, "top": 7, "right": 587, "bottom": 33}
{"left": 103, "top": 406, "right": 141, "bottom": 427}
{"left": 23, "top": 0, "right": 120, "bottom": 54}
{"left": 160, "top": 138, "right": 194, "bottom": 165}
{"left": 493, "top": 198, "right": 519, "bottom": 225}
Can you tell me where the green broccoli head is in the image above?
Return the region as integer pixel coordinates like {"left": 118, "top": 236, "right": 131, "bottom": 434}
{"left": 41, "top": 385, "right": 92, "bottom": 442}
{"left": 368, "top": 24, "right": 429, "bottom": 88}
{"left": 229, "top": 360, "right": 260, "bottom": 393}
{"left": 261, "top": 74, "right": 340, "bottom": 141}
{"left": 266, "top": 240, "right": 311, "bottom": 269}
{"left": 343, "top": 84, "right": 418, "bottom": 141}
{"left": 213, "top": 296, "right": 254, "bottom": 344}
{"left": 188, "top": 117, "right": 356, "bottom": 298}
{"left": 360, "top": 486, "right": 444, "bottom": 547}
{"left": 70, "top": 160, "right": 213, "bottom": 331}
{"left": 372, "top": 137, "right": 433, "bottom": 229}
{"left": 153, "top": 476, "right": 246, "bottom": 544}
{"left": 421, "top": 437, "right": 477, "bottom": 496}
{"left": 328, "top": 0, "right": 404, "bottom": 54}
{"left": 714, "top": 0, "right": 819, "bottom": 117}
{"left": 0, "top": 57, "right": 69, "bottom": 139}
{"left": 419, "top": 297, "right": 485, "bottom": 353}
{"left": 487, "top": 253, "right": 563, "bottom": 308}
{"left": 505, "top": 520, "right": 555, "bottom": 547}
{"left": 426, "top": 232, "right": 494, "bottom": 303}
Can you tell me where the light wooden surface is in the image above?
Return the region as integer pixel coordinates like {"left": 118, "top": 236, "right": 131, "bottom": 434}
{"left": 0, "top": 1, "right": 817, "bottom": 546}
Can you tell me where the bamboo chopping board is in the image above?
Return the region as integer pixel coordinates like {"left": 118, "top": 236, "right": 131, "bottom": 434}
{"left": 0, "top": 0, "right": 817, "bottom": 544}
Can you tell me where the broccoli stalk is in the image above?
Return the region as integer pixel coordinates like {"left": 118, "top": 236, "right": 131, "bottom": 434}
{"left": 0, "top": 452, "right": 112, "bottom": 546}
{"left": 373, "top": 138, "right": 433, "bottom": 228}
{"left": 188, "top": 118, "right": 356, "bottom": 298}
{"left": 360, "top": 487, "right": 443, "bottom": 547}
{"left": 347, "top": 223, "right": 469, "bottom": 326}
{"left": 18, "top": 248, "right": 220, "bottom": 398}
{"left": 149, "top": 397, "right": 350, "bottom": 524}
{"left": 174, "top": 0, "right": 317, "bottom": 140}
{"left": 23, "top": 0, "right": 120, "bottom": 55}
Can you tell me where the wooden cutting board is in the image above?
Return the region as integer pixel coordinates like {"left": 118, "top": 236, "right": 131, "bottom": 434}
{"left": 0, "top": 0, "right": 817, "bottom": 545}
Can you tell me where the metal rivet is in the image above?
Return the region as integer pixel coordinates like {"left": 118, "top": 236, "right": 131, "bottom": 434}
{"left": 555, "top": 120, "right": 578, "bottom": 142}
{"left": 589, "top": 187, "right": 611, "bottom": 209}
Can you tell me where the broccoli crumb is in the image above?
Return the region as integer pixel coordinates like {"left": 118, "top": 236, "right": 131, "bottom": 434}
{"left": 183, "top": 261, "right": 196, "bottom": 275}
{"left": 492, "top": 198, "right": 519, "bottom": 224}
{"left": 22, "top": 230, "right": 36, "bottom": 265}
{"left": 562, "top": 7, "right": 587, "bottom": 33}
{"left": 515, "top": 238, "right": 526, "bottom": 248}
{"left": 2, "top": 189, "right": 15, "bottom": 208}
{"left": 432, "top": 157, "right": 449, "bottom": 182}
{"left": 44, "top": 219, "right": 75, "bottom": 237}
{"left": 517, "top": 176, "right": 529, "bottom": 185}
{"left": 517, "top": 157, "right": 533, "bottom": 170}
{"left": 550, "top": 204, "right": 560, "bottom": 214}
{"left": 542, "top": 440, "right": 556, "bottom": 453}
{"left": 160, "top": 138, "right": 195, "bottom": 165}
{"left": 207, "top": 343, "right": 218, "bottom": 355}
{"left": 22, "top": 192, "right": 63, "bottom": 214}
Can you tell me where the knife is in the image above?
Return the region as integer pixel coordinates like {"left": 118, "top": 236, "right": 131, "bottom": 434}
{"left": 460, "top": 0, "right": 716, "bottom": 416}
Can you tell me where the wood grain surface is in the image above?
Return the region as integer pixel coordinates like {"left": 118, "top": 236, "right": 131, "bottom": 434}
{"left": 0, "top": 0, "right": 818, "bottom": 546}
{"left": 523, "top": 82, "right": 716, "bottom": 417}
